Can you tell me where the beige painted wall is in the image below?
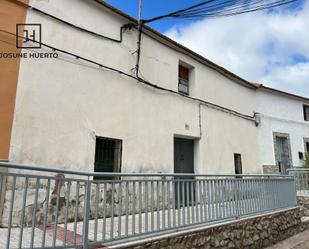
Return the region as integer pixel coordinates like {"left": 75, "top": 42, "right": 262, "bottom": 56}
{"left": 9, "top": 0, "right": 260, "bottom": 174}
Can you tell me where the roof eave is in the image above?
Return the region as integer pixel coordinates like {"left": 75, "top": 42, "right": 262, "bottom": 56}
{"left": 92, "top": 0, "right": 256, "bottom": 89}
{"left": 255, "top": 84, "right": 309, "bottom": 103}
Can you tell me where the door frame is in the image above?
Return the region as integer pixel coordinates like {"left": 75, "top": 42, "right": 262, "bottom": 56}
{"left": 273, "top": 132, "right": 292, "bottom": 172}
{"left": 173, "top": 137, "right": 195, "bottom": 207}
{"left": 173, "top": 137, "right": 195, "bottom": 174}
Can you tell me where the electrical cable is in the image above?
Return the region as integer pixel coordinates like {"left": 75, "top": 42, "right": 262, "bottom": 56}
{"left": 11, "top": 0, "right": 134, "bottom": 43}
{"left": 0, "top": 29, "right": 256, "bottom": 122}
{"left": 135, "top": 0, "right": 144, "bottom": 78}
{"left": 10, "top": 0, "right": 255, "bottom": 103}
{"left": 134, "top": 0, "right": 298, "bottom": 103}
{"left": 145, "top": 0, "right": 298, "bottom": 21}
{"left": 143, "top": 0, "right": 300, "bottom": 23}
{"left": 179, "top": 1, "right": 297, "bottom": 19}
{"left": 131, "top": 0, "right": 299, "bottom": 126}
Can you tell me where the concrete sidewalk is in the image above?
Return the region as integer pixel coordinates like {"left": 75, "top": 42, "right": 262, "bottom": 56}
{"left": 266, "top": 229, "right": 309, "bottom": 249}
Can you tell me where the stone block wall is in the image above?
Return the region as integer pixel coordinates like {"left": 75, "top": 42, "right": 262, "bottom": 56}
{"left": 297, "top": 196, "right": 309, "bottom": 216}
{"left": 125, "top": 207, "right": 303, "bottom": 249}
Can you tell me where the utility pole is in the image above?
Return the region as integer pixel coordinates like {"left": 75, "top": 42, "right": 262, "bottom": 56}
{"left": 138, "top": 0, "right": 143, "bottom": 24}
{"left": 135, "top": 0, "right": 143, "bottom": 77}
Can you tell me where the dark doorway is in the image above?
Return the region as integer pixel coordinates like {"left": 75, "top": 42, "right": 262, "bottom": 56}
{"left": 174, "top": 138, "right": 195, "bottom": 207}
{"left": 234, "top": 153, "right": 243, "bottom": 175}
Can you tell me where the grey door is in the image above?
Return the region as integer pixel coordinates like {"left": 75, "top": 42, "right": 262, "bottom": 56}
{"left": 174, "top": 138, "right": 194, "bottom": 174}
{"left": 174, "top": 138, "right": 194, "bottom": 206}
{"left": 274, "top": 136, "right": 291, "bottom": 174}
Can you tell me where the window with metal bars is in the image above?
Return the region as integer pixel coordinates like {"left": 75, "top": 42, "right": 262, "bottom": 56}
{"left": 178, "top": 65, "right": 189, "bottom": 95}
{"left": 94, "top": 137, "right": 122, "bottom": 179}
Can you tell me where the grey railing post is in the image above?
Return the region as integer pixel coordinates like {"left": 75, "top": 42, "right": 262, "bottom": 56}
{"left": 292, "top": 177, "right": 298, "bottom": 206}
{"left": 234, "top": 177, "right": 240, "bottom": 219}
{"left": 82, "top": 177, "right": 91, "bottom": 249}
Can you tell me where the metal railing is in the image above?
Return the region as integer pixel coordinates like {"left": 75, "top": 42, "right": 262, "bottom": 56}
{"left": 0, "top": 162, "right": 297, "bottom": 249}
{"left": 288, "top": 168, "right": 309, "bottom": 194}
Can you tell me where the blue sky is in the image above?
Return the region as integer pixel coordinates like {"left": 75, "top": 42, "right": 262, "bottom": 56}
{"left": 105, "top": 0, "right": 199, "bottom": 31}
{"left": 106, "top": 0, "right": 309, "bottom": 97}
{"left": 105, "top": 0, "right": 304, "bottom": 32}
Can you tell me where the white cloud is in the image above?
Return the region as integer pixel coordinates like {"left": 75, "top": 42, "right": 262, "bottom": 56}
{"left": 165, "top": 2, "right": 309, "bottom": 97}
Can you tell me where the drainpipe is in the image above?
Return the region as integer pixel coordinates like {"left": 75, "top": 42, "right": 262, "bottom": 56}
{"left": 199, "top": 104, "right": 202, "bottom": 138}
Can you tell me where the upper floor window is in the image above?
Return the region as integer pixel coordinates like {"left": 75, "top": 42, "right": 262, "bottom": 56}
{"left": 304, "top": 104, "right": 309, "bottom": 121}
{"left": 178, "top": 65, "right": 189, "bottom": 95}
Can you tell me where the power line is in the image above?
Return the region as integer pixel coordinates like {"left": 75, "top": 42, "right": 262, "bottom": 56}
{"left": 0, "top": 29, "right": 256, "bottom": 122}
{"left": 143, "top": 0, "right": 300, "bottom": 23}
{"left": 134, "top": 0, "right": 299, "bottom": 96}
{"left": 12, "top": 0, "right": 134, "bottom": 43}
{"left": 11, "top": 0, "right": 255, "bottom": 98}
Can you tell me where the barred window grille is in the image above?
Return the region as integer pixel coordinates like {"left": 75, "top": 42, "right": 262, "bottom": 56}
{"left": 178, "top": 65, "right": 189, "bottom": 95}
{"left": 94, "top": 137, "right": 122, "bottom": 178}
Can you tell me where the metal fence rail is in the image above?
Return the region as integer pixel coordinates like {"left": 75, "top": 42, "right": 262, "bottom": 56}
{"left": 288, "top": 168, "right": 309, "bottom": 194}
{"left": 0, "top": 162, "right": 297, "bottom": 249}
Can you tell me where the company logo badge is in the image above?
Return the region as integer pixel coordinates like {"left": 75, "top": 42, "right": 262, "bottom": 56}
{"left": 16, "top": 24, "right": 41, "bottom": 48}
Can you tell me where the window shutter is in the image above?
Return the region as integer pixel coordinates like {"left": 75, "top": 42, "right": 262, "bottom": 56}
{"left": 179, "top": 65, "right": 189, "bottom": 80}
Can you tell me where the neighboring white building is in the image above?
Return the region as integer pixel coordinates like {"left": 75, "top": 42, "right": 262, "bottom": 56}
{"left": 2, "top": 0, "right": 261, "bottom": 175}
{"left": 256, "top": 85, "right": 309, "bottom": 174}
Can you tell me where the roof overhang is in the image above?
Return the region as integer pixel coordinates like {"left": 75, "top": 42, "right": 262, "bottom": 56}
{"left": 92, "top": 1, "right": 309, "bottom": 101}
{"left": 254, "top": 83, "right": 309, "bottom": 103}
{"left": 92, "top": 0, "right": 256, "bottom": 90}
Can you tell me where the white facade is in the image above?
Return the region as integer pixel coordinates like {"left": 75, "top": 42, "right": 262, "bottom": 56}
{"left": 9, "top": 0, "right": 261, "bottom": 174}
{"left": 256, "top": 88, "right": 309, "bottom": 173}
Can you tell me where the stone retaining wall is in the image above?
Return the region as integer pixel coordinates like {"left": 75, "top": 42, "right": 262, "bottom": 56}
{"left": 298, "top": 195, "right": 309, "bottom": 216}
{"left": 125, "top": 207, "right": 303, "bottom": 249}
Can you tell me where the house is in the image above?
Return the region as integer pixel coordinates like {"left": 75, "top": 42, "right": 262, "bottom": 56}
{"left": 0, "top": 0, "right": 262, "bottom": 175}
{"left": 0, "top": 1, "right": 307, "bottom": 248}
{"left": 255, "top": 84, "right": 309, "bottom": 174}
